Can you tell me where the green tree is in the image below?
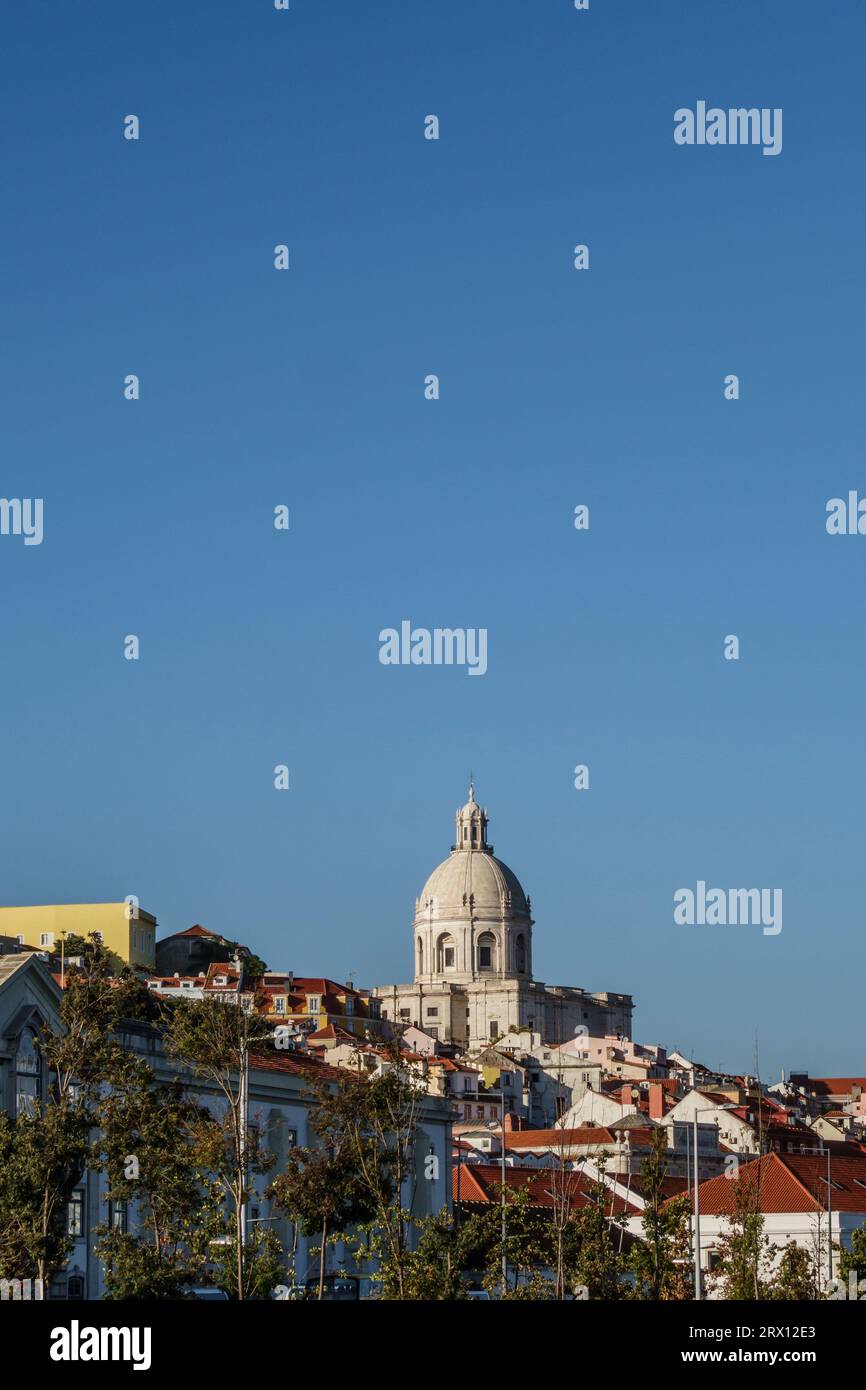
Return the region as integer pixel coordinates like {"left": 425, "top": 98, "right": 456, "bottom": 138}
{"left": 312, "top": 1045, "right": 424, "bottom": 1300}
{"left": 0, "top": 937, "right": 149, "bottom": 1289}
{"left": 561, "top": 1159, "right": 625, "bottom": 1299}
{"left": 710, "top": 1171, "right": 773, "bottom": 1300}
{"left": 0, "top": 1105, "right": 89, "bottom": 1287}
{"left": 458, "top": 1184, "right": 552, "bottom": 1298}
{"left": 94, "top": 1074, "right": 222, "bottom": 1300}
{"left": 767, "top": 1242, "right": 819, "bottom": 1300}
{"left": 268, "top": 1108, "right": 377, "bottom": 1299}
{"left": 398, "top": 1210, "right": 469, "bottom": 1300}
{"left": 628, "top": 1130, "right": 692, "bottom": 1299}
{"left": 163, "top": 996, "right": 277, "bottom": 1300}
{"left": 837, "top": 1221, "right": 866, "bottom": 1293}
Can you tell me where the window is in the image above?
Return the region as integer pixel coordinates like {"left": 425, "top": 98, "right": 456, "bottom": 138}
{"left": 399, "top": 1008, "right": 411, "bottom": 1020}
{"left": 109, "top": 1200, "right": 128, "bottom": 1233}
{"left": 516, "top": 935, "right": 526, "bottom": 972}
{"left": 307, "top": 996, "right": 321, "bottom": 1014}
{"left": 489, "top": 1020, "right": 499, "bottom": 1039}
{"left": 67, "top": 1190, "right": 84, "bottom": 1238}
{"left": 426, "top": 1007, "right": 439, "bottom": 1018}
{"left": 67, "top": 1275, "right": 85, "bottom": 1300}
{"left": 15, "top": 1029, "right": 41, "bottom": 1116}
{"left": 275, "top": 997, "right": 286, "bottom": 1014}
{"left": 40, "top": 932, "right": 54, "bottom": 948}
{"left": 437, "top": 933, "right": 456, "bottom": 972}
{"left": 477, "top": 932, "right": 495, "bottom": 971}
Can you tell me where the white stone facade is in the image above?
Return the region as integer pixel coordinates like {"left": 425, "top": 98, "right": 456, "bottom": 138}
{"left": 374, "top": 787, "right": 633, "bottom": 1050}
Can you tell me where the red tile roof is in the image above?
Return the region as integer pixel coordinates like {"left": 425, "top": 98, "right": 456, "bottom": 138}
{"left": 452, "top": 1163, "right": 640, "bottom": 1216}
{"left": 800, "top": 1078, "right": 866, "bottom": 1097}
{"left": 249, "top": 1050, "right": 349, "bottom": 1085}
{"left": 505, "top": 1127, "right": 617, "bottom": 1150}
{"left": 688, "top": 1151, "right": 866, "bottom": 1216}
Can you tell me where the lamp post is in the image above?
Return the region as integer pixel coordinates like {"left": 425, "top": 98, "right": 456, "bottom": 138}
{"left": 500, "top": 1073, "right": 507, "bottom": 1298}
{"left": 691, "top": 1103, "right": 736, "bottom": 1301}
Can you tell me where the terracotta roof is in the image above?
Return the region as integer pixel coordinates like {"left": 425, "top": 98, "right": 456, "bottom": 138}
{"left": 800, "top": 1078, "right": 866, "bottom": 1097}
{"left": 453, "top": 1163, "right": 640, "bottom": 1216}
{"left": 249, "top": 1051, "right": 349, "bottom": 1085}
{"left": 628, "top": 1175, "right": 689, "bottom": 1199}
{"left": 175, "top": 925, "right": 218, "bottom": 938}
{"left": 687, "top": 1152, "right": 866, "bottom": 1216}
{"left": 505, "top": 1127, "right": 617, "bottom": 1150}
{"left": 306, "top": 1023, "right": 358, "bottom": 1043}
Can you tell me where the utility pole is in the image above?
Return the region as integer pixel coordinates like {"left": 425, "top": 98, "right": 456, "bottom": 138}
{"left": 827, "top": 1147, "right": 833, "bottom": 1287}
{"left": 500, "top": 1073, "right": 507, "bottom": 1298}
{"left": 238, "top": 1032, "right": 249, "bottom": 1300}
{"left": 693, "top": 1112, "right": 701, "bottom": 1300}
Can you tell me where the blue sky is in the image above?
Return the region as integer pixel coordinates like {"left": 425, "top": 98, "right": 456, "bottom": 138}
{"left": 1, "top": 1, "right": 863, "bottom": 1078}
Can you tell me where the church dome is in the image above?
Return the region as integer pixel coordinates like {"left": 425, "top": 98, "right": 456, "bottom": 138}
{"left": 417, "top": 850, "right": 529, "bottom": 921}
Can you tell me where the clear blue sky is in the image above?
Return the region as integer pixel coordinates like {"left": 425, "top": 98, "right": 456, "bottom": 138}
{"left": 1, "top": 1, "right": 863, "bottom": 1079}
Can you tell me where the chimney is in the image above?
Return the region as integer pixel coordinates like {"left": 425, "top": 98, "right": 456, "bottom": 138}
{"left": 621, "top": 1084, "right": 634, "bottom": 1110}
{"left": 648, "top": 1082, "right": 665, "bottom": 1121}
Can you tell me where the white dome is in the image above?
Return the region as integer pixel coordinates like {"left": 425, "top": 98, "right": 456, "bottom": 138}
{"left": 417, "top": 850, "right": 530, "bottom": 922}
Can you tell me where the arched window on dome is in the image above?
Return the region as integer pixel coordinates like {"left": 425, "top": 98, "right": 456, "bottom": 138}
{"left": 417, "top": 938, "right": 424, "bottom": 974}
{"left": 477, "top": 931, "right": 496, "bottom": 972}
{"left": 516, "top": 934, "right": 526, "bottom": 973}
{"left": 437, "top": 933, "right": 456, "bottom": 972}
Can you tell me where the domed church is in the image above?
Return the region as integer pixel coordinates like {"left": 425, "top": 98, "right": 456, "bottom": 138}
{"left": 374, "top": 786, "right": 633, "bottom": 1050}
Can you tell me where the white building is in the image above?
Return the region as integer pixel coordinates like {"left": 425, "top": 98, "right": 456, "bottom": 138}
{"left": 374, "top": 785, "right": 633, "bottom": 1050}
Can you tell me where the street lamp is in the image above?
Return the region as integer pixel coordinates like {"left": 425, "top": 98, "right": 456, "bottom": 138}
{"left": 690, "top": 1103, "right": 736, "bottom": 1301}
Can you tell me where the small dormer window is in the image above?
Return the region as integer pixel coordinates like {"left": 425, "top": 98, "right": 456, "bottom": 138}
{"left": 308, "top": 995, "right": 321, "bottom": 1014}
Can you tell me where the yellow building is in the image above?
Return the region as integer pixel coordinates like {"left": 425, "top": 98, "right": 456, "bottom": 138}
{"left": 0, "top": 903, "right": 157, "bottom": 973}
